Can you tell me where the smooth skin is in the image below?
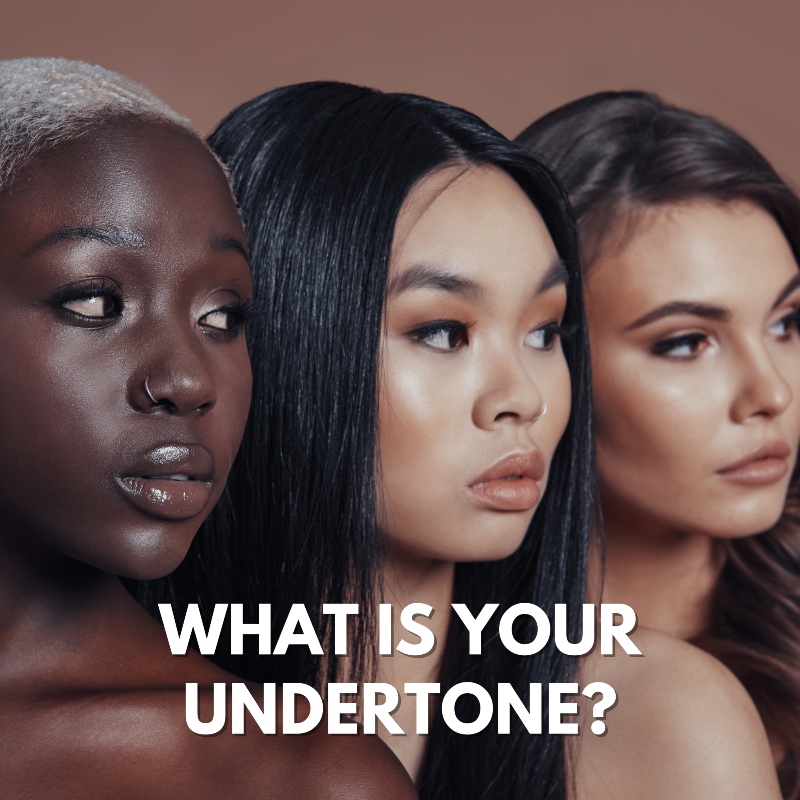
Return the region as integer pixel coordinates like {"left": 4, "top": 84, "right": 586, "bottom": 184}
{"left": 573, "top": 198, "right": 800, "bottom": 797}
{"left": 0, "top": 120, "right": 416, "bottom": 800}
{"left": 574, "top": 629, "right": 781, "bottom": 800}
{"left": 374, "top": 171, "right": 781, "bottom": 796}
{"left": 377, "top": 164, "right": 572, "bottom": 779}
{"left": 588, "top": 200, "right": 800, "bottom": 639}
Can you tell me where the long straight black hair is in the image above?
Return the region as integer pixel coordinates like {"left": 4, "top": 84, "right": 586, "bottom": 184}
{"left": 137, "top": 82, "right": 596, "bottom": 800}
{"left": 517, "top": 90, "right": 800, "bottom": 800}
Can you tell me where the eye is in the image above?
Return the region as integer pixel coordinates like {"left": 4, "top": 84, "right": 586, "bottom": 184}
{"left": 62, "top": 294, "right": 119, "bottom": 318}
{"left": 409, "top": 320, "right": 470, "bottom": 351}
{"left": 199, "top": 302, "right": 251, "bottom": 334}
{"left": 651, "top": 332, "right": 709, "bottom": 358}
{"left": 768, "top": 310, "right": 800, "bottom": 339}
{"left": 525, "top": 321, "right": 565, "bottom": 351}
{"left": 48, "top": 278, "right": 123, "bottom": 322}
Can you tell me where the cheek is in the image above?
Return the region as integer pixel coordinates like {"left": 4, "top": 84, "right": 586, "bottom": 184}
{"left": 591, "top": 351, "right": 729, "bottom": 488}
{"left": 0, "top": 326, "right": 124, "bottom": 457}
{"left": 0, "top": 323, "right": 130, "bottom": 544}
{"left": 378, "top": 350, "right": 462, "bottom": 482}
{"left": 539, "top": 356, "right": 572, "bottom": 459}
{"left": 215, "top": 343, "right": 252, "bottom": 447}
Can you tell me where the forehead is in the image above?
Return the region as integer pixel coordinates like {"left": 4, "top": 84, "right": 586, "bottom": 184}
{"left": 0, "top": 119, "right": 239, "bottom": 246}
{"left": 391, "top": 164, "right": 558, "bottom": 291}
{"left": 587, "top": 200, "right": 799, "bottom": 323}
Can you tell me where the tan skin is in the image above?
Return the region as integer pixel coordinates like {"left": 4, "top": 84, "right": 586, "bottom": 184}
{"left": 377, "top": 164, "right": 572, "bottom": 779}
{"left": 573, "top": 199, "right": 799, "bottom": 798}
{"left": 0, "top": 119, "right": 416, "bottom": 800}
{"left": 374, "top": 170, "right": 782, "bottom": 796}
{"left": 588, "top": 200, "right": 800, "bottom": 640}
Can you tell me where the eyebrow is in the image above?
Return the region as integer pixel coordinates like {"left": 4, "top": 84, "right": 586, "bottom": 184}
{"left": 212, "top": 235, "right": 249, "bottom": 262}
{"left": 387, "top": 256, "right": 569, "bottom": 300}
{"left": 26, "top": 225, "right": 249, "bottom": 264}
{"left": 623, "top": 271, "right": 800, "bottom": 332}
{"left": 535, "top": 257, "right": 569, "bottom": 296}
{"left": 772, "top": 272, "right": 800, "bottom": 309}
{"left": 624, "top": 301, "right": 731, "bottom": 332}
{"left": 26, "top": 225, "right": 146, "bottom": 255}
{"left": 387, "top": 264, "right": 483, "bottom": 299}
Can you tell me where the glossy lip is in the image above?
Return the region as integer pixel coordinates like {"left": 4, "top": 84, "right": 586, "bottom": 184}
{"left": 716, "top": 441, "right": 792, "bottom": 486}
{"left": 115, "top": 444, "right": 215, "bottom": 520}
{"left": 468, "top": 450, "right": 547, "bottom": 511}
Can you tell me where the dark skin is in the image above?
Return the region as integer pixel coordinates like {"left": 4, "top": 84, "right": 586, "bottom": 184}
{"left": 0, "top": 119, "right": 417, "bottom": 800}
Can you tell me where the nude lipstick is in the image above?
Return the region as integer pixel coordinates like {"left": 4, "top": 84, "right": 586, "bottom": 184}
{"left": 716, "top": 441, "right": 792, "bottom": 486}
{"left": 116, "top": 444, "right": 214, "bottom": 520}
{"left": 469, "top": 450, "right": 546, "bottom": 511}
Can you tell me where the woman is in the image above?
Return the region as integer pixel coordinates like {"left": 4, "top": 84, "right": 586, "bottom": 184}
{"left": 517, "top": 91, "right": 800, "bottom": 797}
{"left": 149, "top": 82, "right": 780, "bottom": 799}
{"left": 0, "top": 59, "right": 414, "bottom": 799}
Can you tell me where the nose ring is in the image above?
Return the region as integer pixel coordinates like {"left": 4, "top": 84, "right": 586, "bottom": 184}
{"left": 531, "top": 402, "right": 547, "bottom": 422}
{"left": 143, "top": 376, "right": 158, "bottom": 406}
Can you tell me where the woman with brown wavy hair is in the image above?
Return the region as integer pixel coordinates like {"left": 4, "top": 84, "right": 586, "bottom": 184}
{"left": 517, "top": 91, "right": 800, "bottom": 798}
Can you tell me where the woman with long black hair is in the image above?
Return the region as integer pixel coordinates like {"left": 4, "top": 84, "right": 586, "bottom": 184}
{"left": 143, "top": 83, "right": 780, "bottom": 799}
{"left": 518, "top": 91, "right": 800, "bottom": 798}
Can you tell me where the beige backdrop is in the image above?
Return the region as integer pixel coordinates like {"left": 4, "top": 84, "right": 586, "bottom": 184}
{"left": 3, "top": 0, "right": 799, "bottom": 184}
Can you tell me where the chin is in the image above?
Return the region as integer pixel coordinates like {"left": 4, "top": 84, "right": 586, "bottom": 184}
{"left": 110, "top": 524, "right": 197, "bottom": 580}
{"left": 440, "top": 523, "right": 531, "bottom": 563}
{"left": 693, "top": 502, "right": 786, "bottom": 540}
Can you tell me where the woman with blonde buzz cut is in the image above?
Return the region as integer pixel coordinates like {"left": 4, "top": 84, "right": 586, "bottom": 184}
{"left": 0, "top": 58, "right": 415, "bottom": 800}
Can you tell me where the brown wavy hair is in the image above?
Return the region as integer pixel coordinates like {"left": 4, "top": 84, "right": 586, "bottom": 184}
{"left": 517, "top": 90, "right": 800, "bottom": 798}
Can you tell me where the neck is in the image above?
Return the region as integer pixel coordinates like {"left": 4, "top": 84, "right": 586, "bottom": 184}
{"left": 599, "top": 499, "right": 723, "bottom": 640}
{"left": 376, "top": 545, "right": 455, "bottom": 783}
{"left": 0, "top": 531, "right": 155, "bottom": 691}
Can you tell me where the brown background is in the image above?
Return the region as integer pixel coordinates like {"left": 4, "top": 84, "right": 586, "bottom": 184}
{"left": 3, "top": 0, "right": 800, "bottom": 184}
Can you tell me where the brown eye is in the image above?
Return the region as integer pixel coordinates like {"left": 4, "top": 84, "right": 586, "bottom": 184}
{"left": 768, "top": 311, "right": 800, "bottom": 339}
{"left": 198, "top": 303, "right": 250, "bottom": 334}
{"left": 62, "top": 295, "right": 118, "bottom": 318}
{"left": 200, "top": 310, "right": 232, "bottom": 331}
{"left": 411, "top": 321, "right": 470, "bottom": 351}
{"left": 525, "top": 322, "right": 565, "bottom": 351}
{"left": 651, "top": 333, "right": 709, "bottom": 358}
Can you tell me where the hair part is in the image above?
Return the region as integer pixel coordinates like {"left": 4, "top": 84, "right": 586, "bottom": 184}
{"left": 517, "top": 90, "right": 800, "bottom": 272}
{"left": 517, "top": 90, "right": 800, "bottom": 800}
{"left": 0, "top": 57, "right": 202, "bottom": 193}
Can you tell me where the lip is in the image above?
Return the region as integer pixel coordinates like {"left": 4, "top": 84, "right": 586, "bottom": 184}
{"left": 717, "top": 441, "right": 792, "bottom": 487}
{"left": 468, "top": 450, "right": 547, "bottom": 511}
{"left": 115, "top": 444, "right": 215, "bottom": 520}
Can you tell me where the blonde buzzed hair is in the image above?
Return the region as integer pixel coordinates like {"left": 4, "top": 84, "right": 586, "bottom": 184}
{"left": 0, "top": 57, "right": 204, "bottom": 192}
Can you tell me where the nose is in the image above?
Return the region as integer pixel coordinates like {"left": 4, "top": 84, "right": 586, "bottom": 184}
{"left": 130, "top": 335, "right": 217, "bottom": 416}
{"left": 730, "top": 343, "right": 793, "bottom": 424}
{"left": 472, "top": 349, "right": 546, "bottom": 430}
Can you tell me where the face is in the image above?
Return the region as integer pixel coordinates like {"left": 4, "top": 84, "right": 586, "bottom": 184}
{"left": 378, "top": 165, "right": 572, "bottom": 563}
{"left": 587, "top": 200, "right": 800, "bottom": 539}
{"left": 0, "top": 119, "right": 252, "bottom": 579}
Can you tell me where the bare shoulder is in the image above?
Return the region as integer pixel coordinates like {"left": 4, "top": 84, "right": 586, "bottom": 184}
{"left": 287, "top": 726, "right": 418, "bottom": 800}
{"left": 573, "top": 628, "right": 780, "bottom": 800}
{"left": 2, "top": 682, "right": 416, "bottom": 800}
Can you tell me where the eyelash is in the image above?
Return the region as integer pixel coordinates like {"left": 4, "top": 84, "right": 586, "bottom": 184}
{"left": 48, "top": 278, "right": 123, "bottom": 322}
{"left": 530, "top": 321, "right": 577, "bottom": 350}
{"left": 409, "top": 319, "right": 575, "bottom": 351}
{"left": 47, "top": 280, "right": 253, "bottom": 336}
{"left": 651, "top": 332, "right": 709, "bottom": 358}
{"left": 651, "top": 310, "right": 800, "bottom": 358}
{"left": 769, "top": 309, "right": 800, "bottom": 339}
{"left": 199, "top": 301, "right": 253, "bottom": 336}
{"left": 409, "top": 320, "right": 472, "bottom": 350}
